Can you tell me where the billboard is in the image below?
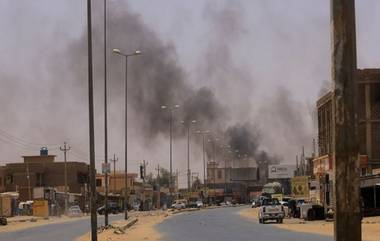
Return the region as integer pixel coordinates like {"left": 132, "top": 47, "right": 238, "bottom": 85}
{"left": 268, "top": 165, "right": 296, "bottom": 179}
{"left": 291, "top": 176, "right": 310, "bottom": 198}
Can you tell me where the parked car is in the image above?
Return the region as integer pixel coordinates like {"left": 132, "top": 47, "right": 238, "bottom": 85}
{"left": 171, "top": 200, "right": 186, "bottom": 210}
{"left": 0, "top": 216, "right": 7, "bottom": 226}
{"left": 288, "top": 198, "right": 305, "bottom": 218}
{"left": 279, "top": 201, "right": 289, "bottom": 217}
{"left": 67, "top": 205, "right": 83, "bottom": 217}
{"left": 258, "top": 198, "right": 285, "bottom": 224}
{"left": 196, "top": 200, "right": 204, "bottom": 208}
{"left": 251, "top": 200, "right": 257, "bottom": 208}
{"left": 97, "top": 202, "right": 121, "bottom": 215}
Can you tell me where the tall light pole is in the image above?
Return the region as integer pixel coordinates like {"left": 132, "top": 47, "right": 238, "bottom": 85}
{"left": 86, "top": 0, "right": 97, "bottom": 240}
{"left": 196, "top": 130, "right": 210, "bottom": 202}
{"left": 181, "top": 120, "right": 197, "bottom": 194}
{"left": 208, "top": 137, "right": 219, "bottom": 201}
{"left": 113, "top": 48, "right": 141, "bottom": 220}
{"left": 161, "top": 104, "right": 179, "bottom": 204}
{"left": 103, "top": 0, "right": 110, "bottom": 226}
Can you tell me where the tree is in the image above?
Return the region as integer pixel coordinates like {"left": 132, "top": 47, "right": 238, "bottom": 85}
{"left": 146, "top": 167, "right": 175, "bottom": 189}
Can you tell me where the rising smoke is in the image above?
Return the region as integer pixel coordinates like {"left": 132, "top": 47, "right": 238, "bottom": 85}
{"left": 0, "top": 1, "right": 316, "bottom": 169}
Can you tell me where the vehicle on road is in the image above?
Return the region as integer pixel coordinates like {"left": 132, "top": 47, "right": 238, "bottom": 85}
{"left": 67, "top": 205, "right": 83, "bottom": 217}
{"left": 251, "top": 200, "right": 257, "bottom": 208}
{"left": 97, "top": 202, "right": 121, "bottom": 215}
{"left": 258, "top": 198, "right": 285, "bottom": 224}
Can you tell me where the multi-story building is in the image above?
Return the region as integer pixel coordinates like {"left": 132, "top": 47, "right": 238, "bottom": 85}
{"left": 314, "top": 68, "right": 380, "bottom": 211}
{"left": 316, "top": 68, "right": 380, "bottom": 175}
{"left": 1, "top": 149, "right": 89, "bottom": 201}
{"left": 206, "top": 159, "right": 265, "bottom": 203}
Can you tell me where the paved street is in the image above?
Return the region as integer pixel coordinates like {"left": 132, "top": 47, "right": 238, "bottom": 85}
{"left": 0, "top": 214, "right": 123, "bottom": 241}
{"left": 157, "top": 207, "right": 333, "bottom": 241}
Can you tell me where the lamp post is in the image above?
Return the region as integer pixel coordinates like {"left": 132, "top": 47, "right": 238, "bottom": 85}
{"left": 113, "top": 48, "right": 141, "bottom": 220}
{"left": 181, "top": 120, "right": 197, "bottom": 194}
{"left": 207, "top": 137, "right": 219, "bottom": 201}
{"left": 196, "top": 130, "right": 210, "bottom": 202}
{"left": 103, "top": 0, "right": 110, "bottom": 226}
{"left": 161, "top": 104, "right": 179, "bottom": 204}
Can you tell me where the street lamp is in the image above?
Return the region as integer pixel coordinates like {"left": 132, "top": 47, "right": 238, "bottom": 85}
{"left": 113, "top": 48, "right": 142, "bottom": 220}
{"left": 181, "top": 120, "right": 197, "bottom": 193}
{"left": 161, "top": 104, "right": 179, "bottom": 204}
{"left": 196, "top": 130, "right": 210, "bottom": 202}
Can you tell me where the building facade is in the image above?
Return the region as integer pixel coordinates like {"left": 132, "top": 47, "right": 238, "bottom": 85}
{"left": 206, "top": 160, "right": 264, "bottom": 203}
{"left": 1, "top": 151, "right": 89, "bottom": 201}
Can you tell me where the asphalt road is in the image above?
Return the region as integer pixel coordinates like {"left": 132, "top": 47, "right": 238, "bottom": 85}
{"left": 157, "top": 206, "right": 333, "bottom": 241}
{"left": 0, "top": 214, "right": 123, "bottom": 241}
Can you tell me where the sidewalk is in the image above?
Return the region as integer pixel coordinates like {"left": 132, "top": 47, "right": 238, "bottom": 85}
{"left": 240, "top": 207, "right": 380, "bottom": 241}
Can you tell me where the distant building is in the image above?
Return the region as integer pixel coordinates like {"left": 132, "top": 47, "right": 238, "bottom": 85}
{"left": 206, "top": 159, "right": 266, "bottom": 203}
{"left": 0, "top": 166, "right": 6, "bottom": 193}
{"left": 1, "top": 149, "right": 89, "bottom": 201}
{"left": 95, "top": 172, "right": 138, "bottom": 194}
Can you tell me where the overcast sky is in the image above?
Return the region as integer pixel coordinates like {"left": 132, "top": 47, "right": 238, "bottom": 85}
{"left": 0, "top": 1, "right": 379, "bottom": 187}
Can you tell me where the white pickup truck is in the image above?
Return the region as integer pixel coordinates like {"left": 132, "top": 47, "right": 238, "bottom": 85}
{"left": 258, "top": 198, "right": 285, "bottom": 224}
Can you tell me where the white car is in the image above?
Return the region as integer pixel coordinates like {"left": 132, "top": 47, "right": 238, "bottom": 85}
{"left": 258, "top": 199, "right": 285, "bottom": 224}
{"left": 68, "top": 205, "right": 83, "bottom": 217}
{"left": 196, "top": 201, "right": 204, "bottom": 208}
{"left": 171, "top": 201, "right": 186, "bottom": 210}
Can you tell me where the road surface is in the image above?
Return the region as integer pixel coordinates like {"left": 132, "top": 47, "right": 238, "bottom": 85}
{"left": 0, "top": 214, "right": 123, "bottom": 241}
{"left": 157, "top": 206, "right": 333, "bottom": 241}
{"left": 1, "top": 207, "right": 333, "bottom": 241}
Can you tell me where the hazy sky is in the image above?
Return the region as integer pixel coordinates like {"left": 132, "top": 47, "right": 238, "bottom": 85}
{"left": 0, "top": 1, "right": 379, "bottom": 187}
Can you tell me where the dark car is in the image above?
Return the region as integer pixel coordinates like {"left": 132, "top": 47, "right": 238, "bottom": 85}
{"left": 97, "top": 203, "right": 121, "bottom": 215}
{"left": 0, "top": 216, "right": 7, "bottom": 225}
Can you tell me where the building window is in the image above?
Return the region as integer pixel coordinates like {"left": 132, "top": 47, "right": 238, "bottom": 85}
{"left": 77, "top": 172, "right": 89, "bottom": 184}
{"left": 217, "top": 170, "right": 222, "bottom": 179}
{"left": 96, "top": 179, "right": 102, "bottom": 187}
{"left": 5, "top": 175, "right": 13, "bottom": 184}
{"left": 36, "top": 173, "right": 45, "bottom": 187}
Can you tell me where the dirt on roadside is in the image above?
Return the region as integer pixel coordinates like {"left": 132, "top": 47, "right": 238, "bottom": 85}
{"left": 76, "top": 210, "right": 172, "bottom": 241}
{"left": 0, "top": 215, "right": 89, "bottom": 233}
{"left": 239, "top": 207, "right": 380, "bottom": 241}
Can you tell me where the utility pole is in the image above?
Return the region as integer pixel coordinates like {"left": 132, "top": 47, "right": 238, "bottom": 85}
{"left": 86, "top": 0, "right": 97, "bottom": 240}
{"left": 156, "top": 164, "right": 160, "bottom": 209}
{"left": 176, "top": 169, "right": 179, "bottom": 197}
{"left": 103, "top": 0, "right": 109, "bottom": 227}
{"left": 26, "top": 162, "right": 31, "bottom": 201}
{"left": 142, "top": 160, "right": 148, "bottom": 211}
{"left": 301, "top": 146, "right": 305, "bottom": 175}
{"left": 111, "top": 154, "right": 118, "bottom": 193}
{"left": 60, "top": 142, "right": 71, "bottom": 214}
{"left": 331, "top": 1, "right": 361, "bottom": 241}
{"left": 203, "top": 134, "right": 206, "bottom": 201}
